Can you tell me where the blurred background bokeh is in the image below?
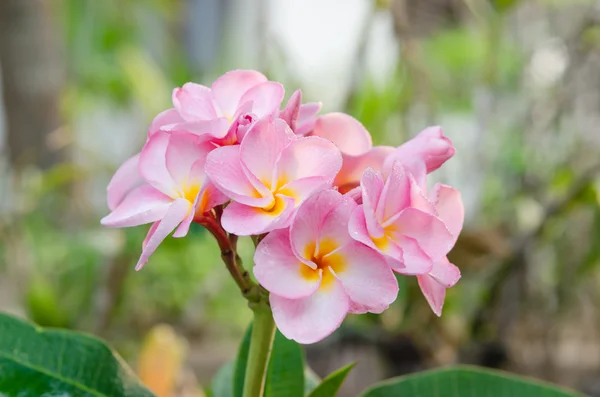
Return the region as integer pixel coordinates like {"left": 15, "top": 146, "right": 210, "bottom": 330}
{"left": 1, "top": 0, "right": 600, "bottom": 395}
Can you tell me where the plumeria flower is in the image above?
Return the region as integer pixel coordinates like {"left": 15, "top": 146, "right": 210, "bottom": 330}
{"left": 101, "top": 131, "right": 227, "bottom": 270}
{"left": 383, "top": 126, "right": 455, "bottom": 175}
{"left": 149, "top": 70, "right": 284, "bottom": 145}
{"left": 205, "top": 118, "right": 342, "bottom": 235}
{"left": 254, "top": 190, "right": 398, "bottom": 344}
{"left": 348, "top": 162, "right": 456, "bottom": 275}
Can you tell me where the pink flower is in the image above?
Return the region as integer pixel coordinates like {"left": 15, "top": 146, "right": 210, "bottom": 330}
{"left": 383, "top": 126, "right": 455, "bottom": 175}
{"left": 150, "top": 70, "right": 285, "bottom": 145}
{"left": 349, "top": 162, "right": 464, "bottom": 315}
{"left": 205, "top": 118, "right": 342, "bottom": 236}
{"left": 101, "top": 131, "right": 227, "bottom": 270}
{"left": 254, "top": 190, "right": 398, "bottom": 344}
{"left": 348, "top": 162, "right": 456, "bottom": 275}
{"left": 334, "top": 146, "right": 394, "bottom": 194}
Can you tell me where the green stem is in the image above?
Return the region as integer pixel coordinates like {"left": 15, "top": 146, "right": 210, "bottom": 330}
{"left": 243, "top": 301, "right": 276, "bottom": 397}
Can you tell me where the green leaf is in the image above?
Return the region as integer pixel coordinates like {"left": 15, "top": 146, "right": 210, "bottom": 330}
{"left": 211, "top": 362, "right": 235, "bottom": 397}
{"left": 0, "top": 312, "right": 154, "bottom": 397}
{"left": 304, "top": 367, "right": 321, "bottom": 395}
{"left": 360, "top": 365, "right": 584, "bottom": 397}
{"left": 233, "top": 323, "right": 253, "bottom": 397}
{"left": 307, "top": 363, "right": 355, "bottom": 397}
{"left": 264, "top": 330, "right": 304, "bottom": 397}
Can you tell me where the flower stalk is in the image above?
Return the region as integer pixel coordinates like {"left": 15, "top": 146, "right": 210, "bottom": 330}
{"left": 243, "top": 299, "right": 276, "bottom": 397}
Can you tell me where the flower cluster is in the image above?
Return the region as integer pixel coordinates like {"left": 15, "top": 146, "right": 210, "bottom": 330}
{"left": 102, "top": 70, "right": 463, "bottom": 344}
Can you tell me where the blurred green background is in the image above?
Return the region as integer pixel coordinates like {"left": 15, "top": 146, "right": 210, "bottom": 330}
{"left": 1, "top": 0, "right": 600, "bottom": 396}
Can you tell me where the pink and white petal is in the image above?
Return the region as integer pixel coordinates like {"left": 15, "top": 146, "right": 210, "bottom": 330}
{"left": 107, "top": 153, "right": 145, "bottom": 211}
{"left": 240, "top": 118, "right": 294, "bottom": 187}
{"left": 387, "top": 207, "right": 454, "bottom": 261}
{"left": 172, "top": 83, "right": 217, "bottom": 121}
{"left": 197, "top": 181, "right": 229, "bottom": 214}
{"left": 290, "top": 190, "right": 342, "bottom": 262}
{"left": 148, "top": 108, "right": 185, "bottom": 137}
{"left": 344, "top": 186, "right": 363, "bottom": 204}
{"left": 318, "top": 194, "right": 357, "bottom": 247}
{"left": 279, "top": 89, "right": 302, "bottom": 130}
{"left": 312, "top": 113, "right": 372, "bottom": 156}
{"left": 240, "top": 81, "right": 285, "bottom": 119}
{"left": 163, "top": 118, "right": 230, "bottom": 140}
{"left": 360, "top": 168, "right": 385, "bottom": 238}
{"left": 221, "top": 196, "right": 295, "bottom": 236}
{"left": 298, "top": 102, "right": 322, "bottom": 127}
{"left": 101, "top": 184, "right": 173, "bottom": 228}
{"left": 417, "top": 274, "right": 447, "bottom": 316}
{"left": 254, "top": 229, "right": 321, "bottom": 299}
{"left": 334, "top": 146, "right": 394, "bottom": 192}
{"left": 408, "top": 175, "right": 437, "bottom": 216}
{"left": 376, "top": 162, "right": 411, "bottom": 224}
{"left": 329, "top": 242, "right": 398, "bottom": 311}
{"left": 135, "top": 198, "right": 191, "bottom": 270}
{"left": 348, "top": 206, "right": 378, "bottom": 250}
{"left": 143, "top": 222, "right": 160, "bottom": 250}
{"left": 205, "top": 145, "right": 272, "bottom": 207}
{"left": 165, "top": 133, "right": 211, "bottom": 187}
{"left": 270, "top": 279, "right": 350, "bottom": 344}
{"left": 278, "top": 176, "right": 332, "bottom": 207}
{"left": 139, "top": 132, "right": 179, "bottom": 198}
{"left": 276, "top": 136, "right": 342, "bottom": 183}
{"left": 173, "top": 209, "right": 194, "bottom": 238}
{"left": 392, "top": 236, "right": 433, "bottom": 275}
{"left": 429, "top": 184, "right": 464, "bottom": 242}
{"left": 429, "top": 257, "right": 461, "bottom": 288}
{"left": 211, "top": 70, "right": 268, "bottom": 117}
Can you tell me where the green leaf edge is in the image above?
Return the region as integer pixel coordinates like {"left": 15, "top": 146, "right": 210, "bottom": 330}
{"left": 306, "top": 362, "right": 356, "bottom": 397}
{"left": 360, "top": 364, "right": 585, "bottom": 397}
{"left": 0, "top": 312, "right": 155, "bottom": 397}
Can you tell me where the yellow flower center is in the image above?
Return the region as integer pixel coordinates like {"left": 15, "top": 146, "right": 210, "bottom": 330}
{"left": 300, "top": 238, "right": 346, "bottom": 290}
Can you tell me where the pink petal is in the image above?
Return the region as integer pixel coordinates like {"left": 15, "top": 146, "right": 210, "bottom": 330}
{"left": 254, "top": 229, "right": 321, "bottom": 299}
{"left": 296, "top": 102, "right": 322, "bottom": 135}
{"left": 107, "top": 153, "right": 145, "bottom": 211}
{"left": 220, "top": 196, "right": 296, "bottom": 236}
{"left": 334, "top": 146, "right": 394, "bottom": 193}
{"left": 417, "top": 273, "right": 447, "bottom": 316}
{"left": 360, "top": 168, "right": 385, "bottom": 238}
{"left": 279, "top": 89, "right": 302, "bottom": 130}
{"left": 409, "top": 175, "right": 437, "bottom": 215}
{"left": 136, "top": 198, "right": 191, "bottom": 270}
{"left": 143, "top": 222, "right": 159, "bottom": 249}
{"left": 240, "top": 119, "right": 294, "bottom": 188}
{"left": 239, "top": 81, "right": 285, "bottom": 119}
{"left": 276, "top": 136, "right": 342, "bottom": 187}
{"left": 162, "top": 118, "right": 230, "bottom": 140}
{"left": 196, "top": 180, "right": 228, "bottom": 214}
{"left": 211, "top": 70, "right": 268, "bottom": 118}
{"left": 270, "top": 278, "right": 350, "bottom": 344}
{"left": 139, "top": 132, "right": 178, "bottom": 198}
{"left": 172, "top": 83, "right": 217, "bottom": 121}
{"left": 165, "top": 133, "right": 212, "bottom": 188}
{"left": 148, "top": 108, "right": 185, "bottom": 137}
{"left": 205, "top": 145, "right": 273, "bottom": 207}
{"left": 385, "top": 126, "right": 455, "bottom": 175}
{"left": 392, "top": 236, "right": 432, "bottom": 275}
{"left": 376, "top": 162, "right": 411, "bottom": 224}
{"left": 348, "top": 206, "right": 377, "bottom": 250}
{"left": 429, "top": 257, "right": 461, "bottom": 287}
{"left": 101, "top": 184, "right": 173, "bottom": 228}
{"left": 430, "top": 184, "right": 464, "bottom": 243}
{"left": 317, "top": 194, "right": 357, "bottom": 247}
{"left": 386, "top": 208, "right": 454, "bottom": 261}
{"left": 289, "top": 190, "right": 344, "bottom": 262}
{"left": 277, "top": 176, "right": 332, "bottom": 206}
{"left": 312, "top": 113, "right": 372, "bottom": 156}
{"left": 329, "top": 242, "right": 397, "bottom": 312}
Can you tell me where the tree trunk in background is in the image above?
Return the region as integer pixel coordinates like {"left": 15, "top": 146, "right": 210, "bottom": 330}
{"left": 0, "top": 0, "right": 65, "bottom": 171}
